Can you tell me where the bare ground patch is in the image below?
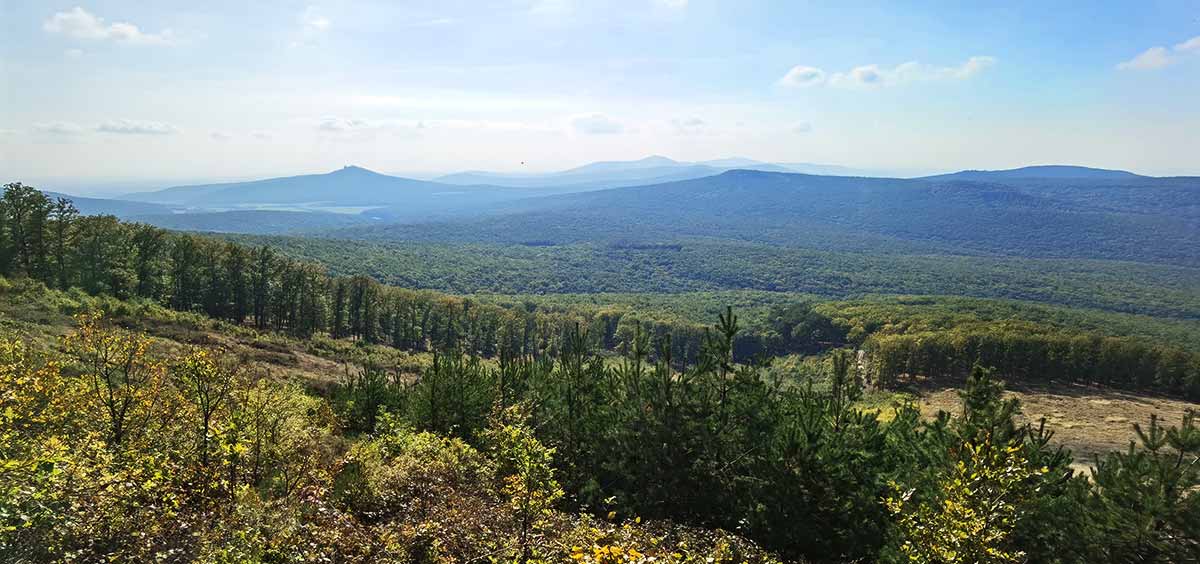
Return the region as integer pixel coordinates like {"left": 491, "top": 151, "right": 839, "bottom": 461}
{"left": 916, "top": 379, "right": 1199, "bottom": 462}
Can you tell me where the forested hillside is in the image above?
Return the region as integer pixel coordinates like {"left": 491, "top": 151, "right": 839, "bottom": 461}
{"left": 4, "top": 182, "right": 1199, "bottom": 397}
{"left": 4, "top": 181, "right": 1200, "bottom": 561}
{"left": 331, "top": 169, "right": 1200, "bottom": 267}
{"left": 223, "top": 235, "right": 1200, "bottom": 320}
{"left": 10, "top": 0, "right": 1200, "bottom": 558}
{"left": 2, "top": 250, "right": 1197, "bottom": 561}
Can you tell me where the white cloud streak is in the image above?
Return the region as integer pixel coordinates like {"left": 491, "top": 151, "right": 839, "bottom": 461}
{"left": 96, "top": 119, "right": 178, "bottom": 135}
{"left": 1117, "top": 36, "right": 1200, "bottom": 70}
{"left": 301, "top": 6, "right": 331, "bottom": 33}
{"left": 779, "top": 65, "right": 826, "bottom": 88}
{"left": 780, "top": 56, "right": 994, "bottom": 89}
{"left": 32, "top": 121, "right": 87, "bottom": 135}
{"left": 1117, "top": 47, "right": 1171, "bottom": 70}
{"left": 43, "top": 7, "right": 175, "bottom": 45}
{"left": 671, "top": 117, "right": 707, "bottom": 135}
{"left": 829, "top": 56, "right": 996, "bottom": 88}
{"left": 317, "top": 117, "right": 372, "bottom": 132}
{"left": 291, "top": 6, "right": 331, "bottom": 47}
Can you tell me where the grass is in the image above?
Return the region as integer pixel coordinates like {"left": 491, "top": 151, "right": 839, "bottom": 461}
{"left": 0, "top": 276, "right": 434, "bottom": 392}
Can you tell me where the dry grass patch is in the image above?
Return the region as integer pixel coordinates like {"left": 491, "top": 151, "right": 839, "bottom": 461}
{"left": 916, "top": 379, "right": 1199, "bottom": 462}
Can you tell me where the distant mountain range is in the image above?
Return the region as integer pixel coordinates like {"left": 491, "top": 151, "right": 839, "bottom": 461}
{"left": 327, "top": 167, "right": 1200, "bottom": 267}
{"left": 433, "top": 155, "right": 885, "bottom": 188}
{"left": 38, "top": 161, "right": 1197, "bottom": 256}
{"left": 112, "top": 165, "right": 601, "bottom": 228}
{"left": 43, "top": 191, "right": 172, "bottom": 217}
{"left": 122, "top": 165, "right": 583, "bottom": 208}
{"left": 925, "top": 165, "right": 1144, "bottom": 181}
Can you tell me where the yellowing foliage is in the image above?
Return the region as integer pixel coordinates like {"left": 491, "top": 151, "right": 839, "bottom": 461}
{"left": 886, "top": 440, "right": 1047, "bottom": 564}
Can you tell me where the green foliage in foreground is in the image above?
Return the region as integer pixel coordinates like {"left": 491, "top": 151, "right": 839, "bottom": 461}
{"left": 1, "top": 317, "right": 780, "bottom": 563}
{"left": 3, "top": 311, "right": 1197, "bottom": 563}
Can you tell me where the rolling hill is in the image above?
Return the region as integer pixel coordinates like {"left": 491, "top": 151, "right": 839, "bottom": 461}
{"left": 126, "top": 210, "right": 377, "bottom": 234}
{"left": 122, "top": 165, "right": 596, "bottom": 209}
{"left": 54, "top": 163, "right": 1200, "bottom": 269}
{"left": 113, "top": 165, "right": 611, "bottom": 227}
{"left": 328, "top": 169, "right": 1200, "bottom": 267}
{"left": 923, "top": 165, "right": 1144, "bottom": 181}
{"left": 123, "top": 165, "right": 509, "bottom": 207}
{"left": 44, "top": 191, "right": 172, "bottom": 218}
{"left": 433, "top": 155, "right": 877, "bottom": 188}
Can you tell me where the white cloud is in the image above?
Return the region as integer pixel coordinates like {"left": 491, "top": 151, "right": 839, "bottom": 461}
{"left": 210, "top": 131, "right": 232, "bottom": 142}
{"left": 792, "top": 121, "right": 813, "bottom": 134}
{"left": 96, "top": 119, "right": 177, "bottom": 135}
{"left": 43, "top": 7, "right": 174, "bottom": 45}
{"left": 32, "top": 121, "right": 86, "bottom": 135}
{"left": 778, "top": 65, "right": 826, "bottom": 88}
{"left": 316, "top": 117, "right": 373, "bottom": 132}
{"left": 291, "top": 6, "right": 331, "bottom": 47}
{"left": 1116, "top": 36, "right": 1200, "bottom": 71}
{"left": 829, "top": 56, "right": 995, "bottom": 88}
{"left": 833, "top": 64, "right": 884, "bottom": 87}
{"left": 570, "top": 113, "right": 624, "bottom": 135}
{"left": 1117, "top": 46, "right": 1172, "bottom": 70}
{"left": 950, "top": 56, "right": 996, "bottom": 78}
{"left": 671, "top": 117, "right": 707, "bottom": 135}
{"left": 782, "top": 57, "right": 993, "bottom": 90}
{"left": 301, "top": 6, "right": 331, "bottom": 33}
{"left": 65, "top": 48, "right": 84, "bottom": 58}
{"left": 251, "top": 131, "right": 273, "bottom": 140}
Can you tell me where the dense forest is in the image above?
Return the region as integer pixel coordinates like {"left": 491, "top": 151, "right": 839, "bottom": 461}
{"left": 323, "top": 170, "right": 1200, "bottom": 267}
{"left": 4, "top": 183, "right": 1200, "bottom": 399}
{"left": 223, "top": 235, "right": 1200, "bottom": 320}
{"left": 3, "top": 181, "right": 1200, "bottom": 561}
{"left": 2, "top": 273, "right": 1198, "bottom": 561}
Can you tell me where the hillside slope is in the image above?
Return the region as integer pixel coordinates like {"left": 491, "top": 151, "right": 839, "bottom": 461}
{"left": 123, "top": 165, "right": 592, "bottom": 210}
{"left": 45, "top": 191, "right": 172, "bottom": 218}
{"left": 923, "top": 165, "right": 1144, "bottom": 181}
{"left": 334, "top": 169, "right": 1200, "bottom": 266}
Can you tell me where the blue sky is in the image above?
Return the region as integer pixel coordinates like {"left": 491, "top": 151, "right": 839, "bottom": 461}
{"left": 2, "top": 1, "right": 1198, "bottom": 192}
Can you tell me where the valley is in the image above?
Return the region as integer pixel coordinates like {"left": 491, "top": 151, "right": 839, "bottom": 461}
{"left": 7, "top": 2, "right": 1199, "bottom": 559}
{"left": 5, "top": 160, "right": 1200, "bottom": 562}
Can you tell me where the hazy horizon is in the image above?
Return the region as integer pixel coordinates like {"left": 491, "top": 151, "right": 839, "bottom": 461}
{"left": 3, "top": 1, "right": 1199, "bottom": 188}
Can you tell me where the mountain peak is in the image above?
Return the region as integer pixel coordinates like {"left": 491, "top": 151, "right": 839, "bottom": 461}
{"left": 638, "top": 155, "right": 679, "bottom": 165}
{"left": 334, "top": 165, "right": 377, "bottom": 175}
{"left": 927, "top": 165, "right": 1144, "bottom": 181}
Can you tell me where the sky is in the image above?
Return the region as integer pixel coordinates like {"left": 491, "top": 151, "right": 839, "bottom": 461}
{"left": 1, "top": 0, "right": 1198, "bottom": 194}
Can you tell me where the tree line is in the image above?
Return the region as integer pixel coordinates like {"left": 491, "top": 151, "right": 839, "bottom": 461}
{"left": 4, "top": 304, "right": 1197, "bottom": 562}
{"left": 867, "top": 329, "right": 1200, "bottom": 398}
{"left": 4, "top": 182, "right": 1200, "bottom": 399}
